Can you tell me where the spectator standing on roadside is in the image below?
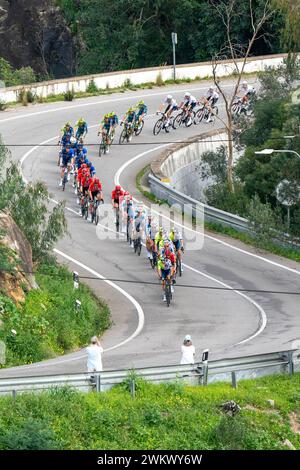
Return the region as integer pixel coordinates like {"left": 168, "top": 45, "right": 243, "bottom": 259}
{"left": 86, "top": 336, "right": 103, "bottom": 372}
{"left": 180, "top": 335, "right": 195, "bottom": 364}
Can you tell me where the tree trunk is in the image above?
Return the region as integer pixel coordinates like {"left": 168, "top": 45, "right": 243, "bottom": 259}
{"left": 226, "top": 113, "right": 234, "bottom": 193}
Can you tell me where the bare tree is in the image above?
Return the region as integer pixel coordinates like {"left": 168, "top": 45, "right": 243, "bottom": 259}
{"left": 210, "top": 0, "right": 275, "bottom": 193}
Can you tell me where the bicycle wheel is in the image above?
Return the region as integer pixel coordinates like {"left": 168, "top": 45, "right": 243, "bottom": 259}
{"left": 84, "top": 205, "right": 89, "bottom": 220}
{"left": 194, "top": 108, "right": 205, "bottom": 125}
{"left": 172, "top": 113, "right": 184, "bottom": 129}
{"left": 185, "top": 111, "right": 195, "bottom": 127}
{"left": 99, "top": 141, "right": 104, "bottom": 157}
{"left": 95, "top": 205, "right": 99, "bottom": 225}
{"left": 165, "top": 282, "right": 171, "bottom": 307}
{"left": 115, "top": 211, "right": 120, "bottom": 232}
{"left": 119, "top": 129, "right": 128, "bottom": 144}
{"left": 177, "top": 256, "right": 182, "bottom": 277}
{"left": 135, "top": 120, "right": 144, "bottom": 136}
{"left": 153, "top": 119, "right": 163, "bottom": 136}
{"left": 137, "top": 238, "right": 142, "bottom": 256}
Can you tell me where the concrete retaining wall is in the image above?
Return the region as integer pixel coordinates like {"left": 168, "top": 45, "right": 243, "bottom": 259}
{"left": 0, "top": 53, "right": 288, "bottom": 104}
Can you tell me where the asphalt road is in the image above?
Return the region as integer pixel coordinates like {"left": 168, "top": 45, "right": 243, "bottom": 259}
{"left": 0, "top": 79, "right": 299, "bottom": 377}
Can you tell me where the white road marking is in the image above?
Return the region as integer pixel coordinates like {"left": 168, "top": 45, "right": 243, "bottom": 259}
{"left": 183, "top": 263, "right": 267, "bottom": 345}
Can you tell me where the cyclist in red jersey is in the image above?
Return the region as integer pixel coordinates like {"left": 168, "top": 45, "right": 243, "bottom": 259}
{"left": 111, "top": 185, "right": 125, "bottom": 209}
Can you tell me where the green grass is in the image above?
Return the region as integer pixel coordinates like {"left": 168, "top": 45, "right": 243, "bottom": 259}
{"left": 0, "top": 374, "right": 299, "bottom": 449}
{"left": 0, "top": 260, "right": 111, "bottom": 367}
{"left": 136, "top": 165, "right": 300, "bottom": 263}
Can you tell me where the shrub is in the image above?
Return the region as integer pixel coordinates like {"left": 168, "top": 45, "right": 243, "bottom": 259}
{"left": 247, "top": 194, "right": 279, "bottom": 245}
{"left": 87, "top": 79, "right": 98, "bottom": 93}
{"left": 18, "top": 88, "right": 28, "bottom": 106}
{"left": 123, "top": 78, "right": 133, "bottom": 88}
{"left": 0, "top": 418, "right": 57, "bottom": 450}
{"left": 64, "top": 89, "right": 74, "bottom": 101}
{"left": 15, "top": 66, "right": 36, "bottom": 85}
{"left": 0, "top": 99, "right": 7, "bottom": 111}
{"left": 155, "top": 72, "right": 164, "bottom": 86}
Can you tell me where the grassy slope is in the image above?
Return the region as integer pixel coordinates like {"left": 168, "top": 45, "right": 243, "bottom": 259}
{"left": 0, "top": 374, "right": 299, "bottom": 449}
{"left": 0, "top": 261, "right": 110, "bottom": 367}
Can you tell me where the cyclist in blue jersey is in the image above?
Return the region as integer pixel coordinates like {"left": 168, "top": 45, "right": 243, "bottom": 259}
{"left": 135, "top": 100, "right": 147, "bottom": 124}
{"left": 75, "top": 118, "right": 88, "bottom": 140}
{"left": 59, "top": 143, "right": 74, "bottom": 186}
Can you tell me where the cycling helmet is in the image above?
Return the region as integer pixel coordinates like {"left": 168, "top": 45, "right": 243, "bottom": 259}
{"left": 94, "top": 178, "right": 100, "bottom": 184}
{"left": 138, "top": 100, "right": 144, "bottom": 106}
{"left": 66, "top": 143, "right": 71, "bottom": 148}
{"left": 209, "top": 86, "right": 214, "bottom": 92}
{"left": 242, "top": 80, "right": 248, "bottom": 86}
{"left": 78, "top": 143, "right": 83, "bottom": 148}
{"left": 166, "top": 95, "right": 172, "bottom": 102}
{"left": 115, "top": 185, "right": 121, "bottom": 191}
{"left": 184, "top": 92, "right": 191, "bottom": 98}
{"left": 65, "top": 121, "right": 71, "bottom": 127}
{"left": 159, "top": 226, "right": 163, "bottom": 232}
{"left": 81, "top": 163, "right": 87, "bottom": 169}
{"left": 87, "top": 162, "right": 92, "bottom": 167}
{"left": 128, "top": 107, "right": 134, "bottom": 112}
{"left": 124, "top": 190, "right": 130, "bottom": 196}
{"left": 78, "top": 118, "right": 85, "bottom": 124}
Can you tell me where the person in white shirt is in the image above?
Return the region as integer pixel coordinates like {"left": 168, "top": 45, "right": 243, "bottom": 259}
{"left": 86, "top": 336, "right": 103, "bottom": 372}
{"left": 179, "top": 92, "right": 198, "bottom": 125}
{"left": 180, "top": 334, "right": 196, "bottom": 364}
{"left": 157, "top": 95, "right": 178, "bottom": 132}
{"left": 240, "top": 80, "right": 255, "bottom": 105}
{"left": 203, "top": 86, "right": 219, "bottom": 123}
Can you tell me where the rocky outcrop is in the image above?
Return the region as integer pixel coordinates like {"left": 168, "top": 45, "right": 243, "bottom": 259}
{"left": 0, "top": 211, "right": 37, "bottom": 303}
{"left": 0, "top": 0, "right": 76, "bottom": 78}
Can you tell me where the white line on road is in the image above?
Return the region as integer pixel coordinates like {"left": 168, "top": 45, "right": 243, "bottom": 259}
{"left": 183, "top": 263, "right": 267, "bottom": 345}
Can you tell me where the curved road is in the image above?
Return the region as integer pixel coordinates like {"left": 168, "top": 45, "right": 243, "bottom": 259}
{"left": 0, "top": 79, "right": 299, "bottom": 377}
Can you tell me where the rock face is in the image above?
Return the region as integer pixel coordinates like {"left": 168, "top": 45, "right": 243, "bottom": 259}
{"left": 0, "top": 0, "right": 76, "bottom": 79}
{"left": 0, "top": 211, "right": 37, "bottom": 303}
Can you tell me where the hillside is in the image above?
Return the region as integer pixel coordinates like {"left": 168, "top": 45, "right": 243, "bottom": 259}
{"left": 0, "top": 0, "right": 75, "bottom": 78}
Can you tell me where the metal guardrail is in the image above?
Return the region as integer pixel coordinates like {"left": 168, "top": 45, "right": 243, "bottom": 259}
{"left": 0, "top": 349, "right": 298, "bottom": 396}
{"left": 148, "top": 173, "right": 250, "bottom": 233}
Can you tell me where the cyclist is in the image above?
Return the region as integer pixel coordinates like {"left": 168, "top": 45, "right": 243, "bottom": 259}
{"left": 134, "top": 100, "right": 148, "bottom": 126}
{"left": 88, "top": 177, "right": 103, "bottom": 220}
{"left": 202, "top": 86, "right": 219, "bottom": 123}
{"left": 111, "top": 185, "right": 124, "bottom": 208}
{"left": 122, "top": 192, "right": 135, "bottom": 242}
{"left": 120, "top": 107, "right": 136, "bottom": 141}
{"left": 98, "top": 114, "right": 113, "bottom": 153}
{"left": 75, "top": 118, "right": 88, "bottom": 140}
{"left": 179, "top": 92, "right": 198, "bottom": 125}
{"left": 146, "top": 212, "right": 158, "bottom": 265}
{"left": 79, "top": 168, "right": 92, "bottom": 216}
{"left": 239, "top": 80, "right": 256, "bottom": 105}
{"left": 109, "top": 112, "right": 119, "bottom": 139}
{"left": 155, "top": 226, "right": 164, "bottom": 252}
{"left": 132, "top": 205, "right": 145, "bottom": 249}
{"left": 86, "top": 161, "right": 96, "bottom": 177}
{"left": 59, "top": 143, "right": 74, "bottom": 186}
{"left": 169, "top": 227, "right": 184, "bottom": 272}
{"left": 157, "top": 95, "right": 178, "bottom": 132}
{"left": 60, "top": 122, "right": 74, "bottom": 144}
{"left": 157, "top": 255, "right": 175, "bottom": 302}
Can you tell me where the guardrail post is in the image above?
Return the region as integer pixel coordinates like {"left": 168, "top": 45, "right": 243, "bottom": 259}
{"left": 130, "top": 379, "right": 135, "bottom": 398}
{"left": 96, "top": 374, "right": 101, "bottom": 392}
{"left": 12, "top": 389, "right": 17, "bottom": 401}
{"left": 202, "top": 349, "right": 209, "bottom": 386}
{"left": 231, "top": 371, "right": 237, "bottom": 388}
{"left": 287, "top": 351, "right": 294, "bottom": 375}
